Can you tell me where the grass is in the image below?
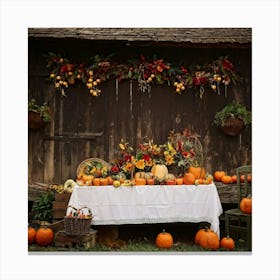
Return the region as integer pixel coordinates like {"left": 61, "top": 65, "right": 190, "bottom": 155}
{"left": 28, "top": 222, "right": 251, "bottom": 253}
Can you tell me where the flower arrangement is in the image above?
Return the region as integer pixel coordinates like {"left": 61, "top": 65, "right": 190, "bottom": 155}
{"left": 110, "top": 129, "right": 203, "bottom": 179}
{"left": 46, "top": 52, "right": 240, "bottom": 99}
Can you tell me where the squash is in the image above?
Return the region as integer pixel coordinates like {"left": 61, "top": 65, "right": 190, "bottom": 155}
{"left": 240, "top": 195, "right": 252, "bottom": 214}
{"left": 213, "top": 171, "right": 226, "bottom": 181}
{"left": 195, "top": 227, "right": 219, "bottom": 250}
{"left": 188, "top": 166, "right": 206, "bottom": 179}
{"left": 220, "top": 236, "right": 235, "bottom": 250}
{"left": 135, "top": 177, "right": 146, "bottom": 186}
{"left": 100, "top": 177, "right": 109, "bottom": 186}
{"left": 35, "top": 227, "right": 54, "bottom": 246}
{"left": 147, "top": 178, "right": 155, "bottom": 185}
{"left": 221, "top": 175, "right": 232, "bottom": 184}
{"left": 175, "top": 177, "right": 184, "bottom": 185}
{"left": 183, "top": 172, "right": 196, "bottom": 185}
{"left": 151, "top": 164, "right": 168, "bottom": 181}
{"left": 155, "top": 229, "right": 173, "bottom": 249}
{"left": 28, "top": 227, "right": 37, "bottom": 244}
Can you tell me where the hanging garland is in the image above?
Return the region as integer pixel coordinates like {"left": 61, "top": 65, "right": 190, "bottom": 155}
{"left": 46, "top": 53, "right": 240, "bottom": 98}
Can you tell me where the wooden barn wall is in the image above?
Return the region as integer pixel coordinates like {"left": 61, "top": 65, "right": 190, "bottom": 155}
{"left": 28, "top": 38, "right": 252, "bottom": 184}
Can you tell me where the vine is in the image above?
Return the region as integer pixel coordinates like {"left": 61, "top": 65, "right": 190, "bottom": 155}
{"left": 46, "top": 53, "right": 240, "bottom": 98}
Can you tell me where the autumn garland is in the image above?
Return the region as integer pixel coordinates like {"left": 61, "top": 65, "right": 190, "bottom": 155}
{"left": 46, "top": 53, "right": 240, "bottom": 98}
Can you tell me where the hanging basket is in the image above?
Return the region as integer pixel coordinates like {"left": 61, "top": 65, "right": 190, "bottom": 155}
{"left": 28, "top": 111, "right": 46, "bottom": 130}
{"left": 220, "top": 117, "right": 245, "bottom": 136}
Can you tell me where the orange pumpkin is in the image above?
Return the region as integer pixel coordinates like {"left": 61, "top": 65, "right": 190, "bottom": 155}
{"left": 213, "top": 171, "right": 226, "bottom": 181}
{"left": 221, "top": 175, "right": 232, "bottom": 184}
{"left": 195, "top": 227, "right": 219, "bottom": 250}
{"left": 28, "top": 227, "right": 37, "bottom": 244}
{"left": 155, "top": 229, "right": 173, "bottom": 249}
{"left": 220, "top": 236, "right": 235, "bottom": 250}
{"left": 240, "top": 174, "right": 252, "bottom": 183}
{"left": 176, "top": 177, "right": 184, "bottom": 185}
{"left": 93, "top": 178, "right": 101, "bottom": 186}
{"left": 106, "top": 176, "right": 114, "bottom": 185}
{"left": 147, "top": 178, "right": 155, "bottom": 185}
{"left": 188, "top": 166, "right": 206, "bottom": 179}
{"left": 195, "top": 178, "right": 205, "bottom": 185}
{"left": 135, "top": 177, "right": 146, "bottom": 186}
{"left": 231, "top": 175, "right": 237, "bottom": 183}
{"left": 35, "top": 227, "right": 54, "bottom": 246}
{"left": 100, "top": 177, "right": 109, "bottom": 186}
{"left": 166, "top": 179, "right": 176, "bottom": 185}
{"left": 183, "top": 172, "right": 196, "bottom": 185}
{"left": 240, "top": 195, "right": 252, "bottom": 214}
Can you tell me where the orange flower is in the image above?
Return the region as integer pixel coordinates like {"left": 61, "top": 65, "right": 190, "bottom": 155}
{"left": 135, "top": 159, "right": 145, "bottom": 170}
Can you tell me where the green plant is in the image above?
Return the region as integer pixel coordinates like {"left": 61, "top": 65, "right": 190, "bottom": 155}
{"left": 28, "top": 98, "right": 52, "bottom": 122}
{"left": 213, "top": 102, "right": 251, "bottom": 127}
{"left": 31, "top": 191, "right": 55, "bottom": 223}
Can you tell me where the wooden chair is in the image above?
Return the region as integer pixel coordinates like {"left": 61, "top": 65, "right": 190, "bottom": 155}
{"left": 224, "top": 165, "right": 252, "bottom": 250}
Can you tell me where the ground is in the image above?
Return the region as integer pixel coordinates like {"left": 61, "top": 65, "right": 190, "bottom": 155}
{"left": 28, "top": 220, "right": 250, "bottom": 252}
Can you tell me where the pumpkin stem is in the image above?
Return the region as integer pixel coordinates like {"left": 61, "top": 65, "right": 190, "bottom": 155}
{"left": 162, "top": 229, "right": 166, "bottom": 234}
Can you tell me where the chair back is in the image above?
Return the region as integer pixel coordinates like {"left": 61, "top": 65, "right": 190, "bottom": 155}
{"left": 236, "top": 165, "right": 252, "bottom": 200}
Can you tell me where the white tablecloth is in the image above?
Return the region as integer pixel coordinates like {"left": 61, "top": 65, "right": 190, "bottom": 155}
{"left": 67, "top": 182, "right": 223, "bottom": 237}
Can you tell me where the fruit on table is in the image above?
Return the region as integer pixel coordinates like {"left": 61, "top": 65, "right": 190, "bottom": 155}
{"left": 183, "top": 172, "right": 196, "bottom": 185}
{"left": 240, "top": 195, "right": 252, "bottom": 214}
{"left": 205, "top": 174, "right": 213, "bottom": 184}
{"left": 135, "top": 177, "right": 146, "bottom": 186}
{"left": 188, "top": 166, "right": 206, "bottom": 179}
{"left": 93, "top": 178, "right": 101, "bottom": 186}
{"left": 155, "top": 229, "right": 173, "bottom": 249}
{"left": 151, "top": 164, "right": 168, "bottom": 181}
{"left": 106, "top": 176, "right": 114, "bottom": 185}
{"left": 147, "top": 178, "right": 155, "bottom": 185}
{"left": 195, "top": 227, "right": 219, "bottom": 250}
{"left": 166, "top": 179, "right": 176, "bottom": 185}
{"left": 28, "top": 227, "right": 37, "bottom": 244}
{"left": 121, "top": 180, "right": 134, "bottom": 187}
{"left": 221, "top": 175, "right": 232, "bottom": 184}
{"left": 100, "top": 177, "right": 109, "bottom": 186}
{"left": 35, "top": 227, "right": 54, "bottom": 246}
{"left": 213, "top": 171, "right": 226, "bottom": 181}
{"left": 175, "top": 177, "right": 184, "bottom": 185}
{"left": 220, "top": 236, "right": 235, "bottom": 250}
{"left": 113, "top": 180, "right": 121, "bottom": 188}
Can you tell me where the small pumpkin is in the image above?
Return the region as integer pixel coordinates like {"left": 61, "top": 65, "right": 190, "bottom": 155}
{"left": 240, "top": 174, "right": 252, "bottom": 183}
{"left": 195, "top": 227, "right": 220, "bottom": 250}
{"left": 183, "top": 172, "right": 196, "bottom": 185}
{"left": 231, "top": 175, "right": 237, "bottom": 183}
{"left": 106, "top": 176, "right": 114, "bottom": 185}
{"left": 188, "top": 166, "right": 206, "bottom": 179}
{"left": 155, "top": 229, "right": 173, "bottom": 249}
{"left": 175, "top": 177, "right": 184, "bottom": 185}
{"left": 35, "top": 227, "right": 54, "bottom": 246}
{"left": 151, "top": 164, "right": 168, "bottom": 181}
{"left": 135, "top": 177, "right": 146, "bottom": 186}
{"left": 221, "top": 175, "right": 232, "bottom": 184}
{"left": 100, "top": 177, "right": 109, "bottom": 186}
{"left": 93, "top": 177, "right": 101, "bottom": 186}
{"left": 205, "top": 174, "right": 213, "bottom": 184}
{"left": 28, "top": 227, "right": 37, "bottom": 245}
{"left": 147, "top": 178, "right": 155, "bottom": 185}
{"left": 240, "top": 195, "right": 252, "bottom": 214}
{"left": 213, "top": 171, "right": 226, "bottom": 181}
{"left": 220, "top": 236, "right": 235, "bottom": 250}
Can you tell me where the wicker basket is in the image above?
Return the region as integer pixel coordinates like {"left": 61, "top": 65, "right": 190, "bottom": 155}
{"left": 64, "top": 206, "right": 93, "bottom": 235}
{"left": 76, "top": 157, "right": 112, "bottom": 177}
{"left": 220, "top": 117, "right": 245, "bottom": 136}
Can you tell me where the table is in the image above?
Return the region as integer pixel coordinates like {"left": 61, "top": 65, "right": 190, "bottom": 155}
{"left": 67, "top": 182, "right": 223, "bottom": 237}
